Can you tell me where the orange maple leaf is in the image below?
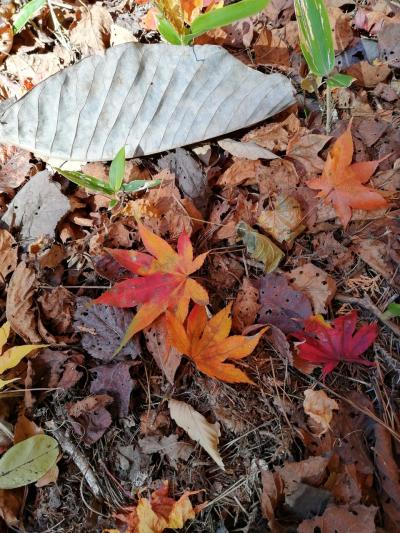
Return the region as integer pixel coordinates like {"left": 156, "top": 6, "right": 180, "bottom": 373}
{"left": 307, "top": 119, "right": 388, "bottom": 227}
{"left": 94, "top": 223, "right": 208, "bottom": 352}
{"left": 113, "top": 480, "right": 202, "bottom": 533}
{"left": 166, "top": 303, "right": 268, "bottom": 384}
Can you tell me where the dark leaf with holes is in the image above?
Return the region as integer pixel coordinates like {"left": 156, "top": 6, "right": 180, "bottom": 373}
{"left": 90, "top": 362, "right": 135, "bottom": 418}
{"left": 74, "top": 297, "right": 141, "bottom": 361}
{"left": 258, "top": 273, "right": 312, "bottom": 334}
{"left": 67, "top": 395, "right": 113, "bottom": 445}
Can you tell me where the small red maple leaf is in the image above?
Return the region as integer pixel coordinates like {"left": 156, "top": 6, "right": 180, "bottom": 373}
{"left": 291, "top": 311, "right": 377, "bottom": 380}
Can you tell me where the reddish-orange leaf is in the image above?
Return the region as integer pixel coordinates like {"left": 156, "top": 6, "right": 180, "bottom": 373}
{"left": 166, "top": 303, "right": 268, "bottom": 384}
{"left": 113, "top": 480, "right": 201, "bottom": 533}
{"left": 94, "top": 223, "right": 209, "bottom": 352}
{"left": 307, "top": 119, "right": 388, "bottom": 227}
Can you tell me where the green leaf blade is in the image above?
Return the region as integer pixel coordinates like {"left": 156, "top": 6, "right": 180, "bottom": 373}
{"left": 13, "top": 0, "right": 47, "bottom": 34}
{"left": 56, "top": 168, "right": 115, "bottom": 195}
{"left": 109, "top": 146, "right": 126, "bottom": 192}
{"left": 122, "top": 179, "right": 161, "bottom": 194}
{"left": 294, "top": 0, "right": 334, "bottom": 78}
{"left": 0, "top": 435, "right": 59, "bottom": 489}
{"left": 327, "top": 73, "right": 355, "bottom": 88}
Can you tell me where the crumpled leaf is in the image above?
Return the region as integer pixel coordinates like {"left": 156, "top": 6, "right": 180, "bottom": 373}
{"left": 0, "top": 435, "right": 59, "bottom": 489}
{"left": 2, "top": 170, "right": 70, "bottom": 242}
{"left": 232, "top": 277, "right": 260, "bottom": 333}
{"left": 307, "top": 120, "right": 388, "bottom": 227}
{"left": 287, "top": 132, "right": 332, "bottom": 175}
{"left": 0, "top": 43, "right": 294, "bottom": 162}
{"left": 167, "top": 303, "right": 267, "bottom": 384}
{"left": 236, "top": 221, "right": 284, "bottom": 272}
{"left": 67, "top": 395, "right": 113, "bottom": 445}
{"left": 291, "top": 311, "right": 378, "bottom": 379}
{"left": 298, "top": 503, "right": 377, "bottom": 533}
{"left": 287, "top": 263, "right": 336, "bottom": 314}
{"left": 258, "top": 273, "right": 312, "bottom": 334}
{"left": 0, "top": 229, "right": 17, "bottom": 286}
{"left": 168, "top": 399, "right": 224, "bottom": 469}
{"left": 258, "top": 195, "right": 305, "bottom": 244}
{"left": 144, "top": 316, "right": 182, "bottom": 384}
{"left": 114, "top": 480, "right": 200, "bottom": 533}
{"left": 94, "top": 223, "right": 209, "bottom": 352}
{"left": 139, "top": 434, "right": 194, "bottom": 468}
{"left": 69, "top": 4, "right": 112, "bottom": 55}
{"left": 303, "top": 389, "right": 339, "bottom": 434}
{"left": 90, "top": 362, "right": 135, "bottom": 418}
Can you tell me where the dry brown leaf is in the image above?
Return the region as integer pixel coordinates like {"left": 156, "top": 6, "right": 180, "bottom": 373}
{"left": 254, "top": 28, "right": 290, "bottom": 66}
{"left": 0, "top": 18, "right": 12, "bottom": 66}
{"left": 216, "top": 159, "right": 267, "bottom": 188}
{"left": 378, "top": 20, "right": 400, "bottom": 68}
{"left": 259, "top": 158, "right": 300, "bottom": 196}
{"left": 168, "top": 399, "right": 224, "bottom": 469}
{"left": 6, "top": 262, "right": 42, "bottom": 343}
{"left": 328, "top": 7, "right": 353, "bottom": 53}
{"left": 232, "top": 277, "right": 260, "bottom": 333}
{"left": 5, "top": 46, "right": 72, "bottom": 85}
{"left": 286, "top": 133, "right": 332, "bottom": 175}
{"left": 0, "top": 145, "right": 32, "bottom": 192}
{"left": 258, "top": 195, "right": 305, "bottom": 244}
{"left": 70, "top": 5, "right": 112, "bottom": 55}
{"left": 303, "top": 389, "right": 339, "bottom": 434}
{"left": 287, "top": 263, "right": 336, "bottom": 314}
{"left": 0, "top": 229, "right": 17, "bottom": 286}
{"left": 346, "top": 60, "right": 391, "bottom": 88}
{"left": 351, "top": 238, "right": 394, "bottom": 280}
{"left": 242, "top": 114, "right": 300, "bottom": 152}
{"left": 298, "top": 503, "right": 377, "bottom": 533}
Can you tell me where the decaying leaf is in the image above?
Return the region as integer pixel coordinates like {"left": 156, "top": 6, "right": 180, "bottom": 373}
{"left": 168, "top": 399, "right": 224, "bottom": 469}
{"left": 144, "top": 316, "right": 182, "bottom": 384}
{"left": 236, "top": 221, "right": 284, "bottom": 272}
{"left": 0, "top": 43, "right": 294, "bottom": 161}
{"left": 90, "top": 362, "right": 135, "bottom": 418}
{"left": 0, "top": 229, "right": 17, "bottom": 285}
{"left": 257, "top": 195, "right": 305, "bottom": 244}
{"left": 218, "top": 138, "right": 278, "bottom": 160}
{"left": 292, "top": 311, "right": 377, "bottom": 379}
{"left": 94, "top": 223, "right": 209, "bottom": 352}
{"left": 298, "top": 503, "right": 378, "bottom": 532}
{"left": 139, "top": 434, "right": 194, "bottom": 468}
{"left": 307, "top": 120, "right": 388, "bottom": 227}
{"left": 303, "top": 389, "right": 339, "bottom": 434}
{"left": 69, "top": 4, "right": 112, "bottom": 55}
{"left": 287, "top": 263, "right": 336, "bottom": 314}
{"left": 67, "top": 395, "right": 113, "bottom": 445}
{"left": 167, "top": 304, "right": 267, "bottom": 384}
{"left": 0, "top": 145, "right": 32, "bottom": 192}
{"left": 114, "top": 480, "right": 200, "bottom": 533}
{"left": 232, "top": 277, "right": 260, "bottom": 333}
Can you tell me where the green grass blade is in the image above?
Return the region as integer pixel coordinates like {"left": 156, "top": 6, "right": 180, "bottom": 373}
{"left": 122, "top": 179, "right": 161, "bottom": 193}
{"left": 56, "top": 168, "right": 115, "bottom": 195}
{"left": 109, "top": 147, "right": 125, "bottom": 192}
{"left": 294, "top": 0, "right": 334, "bottom": 78}
{"left": 13, "top": 0, "right": 47, "bottom": 34}
{"left": 190, "top": 0, "right": 269, "bottom": 36}
{"left": 327, "top": 73, "right": 355, "bottom": 88}
{"left": 157, "top": 16, "right": 184, "bottom": 44}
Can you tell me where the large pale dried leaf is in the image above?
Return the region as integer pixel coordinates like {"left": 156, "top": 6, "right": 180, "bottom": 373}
{"left": 6, "top": 262, "right": 41, "bottom": 343}
{"left": 258, "top": 195, "right": 305, "bottom": 244}
{"left": 2, "top": 170, "right": 70, "bottom": 242}
{"left": 0, "top": 44, "right": 294, "bottom": 161}
{"left": 74, "top": 297, "right": 141, "bottom": 361}
{"left": 168, "top": 399, "right": 224, "bottom": 469}
{"left": 0, "top": 230, "right": 17, "bottom": 285}
{"left": 287, "top": 263, "right": 336, "bottom": 314}
{"left": 218, "top": 139, "right": 278, "bottom": 161}
{"left": 303, "top": 389, "right": 339, "bottom": 434}
{"left": 0, "top": 145, "right": 31, "bottom": 192}
{"left": 236, "top": 221, "right": 284, "bottom": 272}
{"left": 69, "top": 5, "right": 112, "bottom": 55}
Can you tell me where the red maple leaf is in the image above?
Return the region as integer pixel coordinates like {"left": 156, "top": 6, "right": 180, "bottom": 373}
{"left": 291, "top": 311, "right": 377, "bottom": 379}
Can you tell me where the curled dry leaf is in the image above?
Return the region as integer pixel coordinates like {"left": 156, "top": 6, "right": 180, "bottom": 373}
{"left": 303, "top": 389, "right": 339, "bottom": 434}
{"left": 236, "top": 221, "right": 284, "bottom": 272}
{"left": 258, "top": 195, "right": 305, "bottom": 244}
{"left": 113, "top": 480, "right": 200, "bottom": 533}
{"left": 69, "top": 5, "right": 112, "bottom": 55}
{"left": 0, "top": 229, "right": 17, "bottom": 286}
{"left": 287, "top": 263, "right": 336, "bottom": 314}
{"left": 168, "top": 399, "right": 224, "bottom": 469}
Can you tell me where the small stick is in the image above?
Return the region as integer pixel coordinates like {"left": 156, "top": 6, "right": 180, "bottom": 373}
{"left": 335, "top": 293, "right": 400, "bottom": 337}
{"left": 46, "top": 421, "right": 103, "bottom": 500}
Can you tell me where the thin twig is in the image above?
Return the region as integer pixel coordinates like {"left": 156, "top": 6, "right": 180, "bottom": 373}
{"left": 325, "top": 83, "right": 332, "bottom": 133}
{"left": 335, "top": 293, "right": 400, "bottom": 337}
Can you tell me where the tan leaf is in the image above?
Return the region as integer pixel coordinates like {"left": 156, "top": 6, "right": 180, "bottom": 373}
{"left": 287, "top": 263, "right": 336, "bottom": 314}
{"left": 0, "top": 230, "right": 17, "bottom": 285}
{"left": 351, "top": 238, "right": 394, "bottom": 280}
{"left": 0, "top": 145, "right": 31, "bottom": 192}
{"left": 254, "top": 28, "right": 290, "bottom": 66}
{"left": 0, "top": 18, "right": 13, "bottom": 65}
{"left": 232, "top": 277, "right": 260, "bottom": 332}
{"left": 328, "top": 7, "right": 353, "bottom": 53}
{"left": 287, "top": 133, "right": 332, "bottom": 175}
{"left": 258, "top": 195, "right": 305, "bottom": 244}
{"left": 6, "top": 262, "right": 42, "bottom": 343}
{"left": 168, "top": 399, "right": 224, "bottom": 469}
{"left": 298, "top": 504, "right": 377, "bottom": 533}
{"left": 303, "top": 389, "right": 339, "bottom": 434}
{"left": 70, "top": 5, "right": 112, "bottom": 55}
{"left": 346, "top": 61, "right": 391, "bottom": 88}
{"left": 217, "top": 159, "right": 267, "bottom": 188}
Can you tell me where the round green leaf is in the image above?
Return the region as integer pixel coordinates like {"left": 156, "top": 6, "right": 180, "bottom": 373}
{"left": 0, "top": 435, "right": 59, "bottom": 489}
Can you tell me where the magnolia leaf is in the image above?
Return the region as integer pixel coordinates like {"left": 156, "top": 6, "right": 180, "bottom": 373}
{"left": 0, "top": 435, "right": 59, "bottom": 489}
{"left": 168, "top": 399, "right": 224, "bottom": 470}
{"left": 257, "top": 195, "right": 305, "bottom": 244}
{"left": 0, "top": 44, "right": 294, "bottom": 162}
{"left": 236, "top": 221, "right": 284, "bottom": 272}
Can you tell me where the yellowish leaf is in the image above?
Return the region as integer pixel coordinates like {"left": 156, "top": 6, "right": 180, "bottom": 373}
{"left": 303, "top": 389, "right": 339, "bottom": 434}
{"left": 236, "top": 221, "right": 284, "bottom": 272}
{"left": 258, "top": 195, "right": 305, "bottom": 244}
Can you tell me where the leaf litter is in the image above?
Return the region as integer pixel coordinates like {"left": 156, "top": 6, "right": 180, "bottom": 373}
{"left": 0, "top": 1, "right": 398, "bottom": 532}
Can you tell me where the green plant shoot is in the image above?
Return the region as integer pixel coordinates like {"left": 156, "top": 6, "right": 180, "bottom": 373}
{"left": 57, "top": 147, "right": 160, "bottom": 208}
{"left": 13, "top": 0, "right": 47, "bottom": 34}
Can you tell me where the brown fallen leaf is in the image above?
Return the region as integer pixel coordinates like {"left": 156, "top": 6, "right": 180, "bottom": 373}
{"left": 378, "top": 20, "right": 400, "bottom": 68}
{"left": 286, "top": 133, "right": 332, "bottom": 175}
{"left": 232, "top": 277, "right": 260, "bottom": 333}
{"left": 90, "top": 362, "right": 135, "bottom": 418}
{"left": 254, "top": 28, "right": 290, "bottom": 67}
{"left": 242, "top": 114, "right": 300, "bottom": 152}
{"left": 37, "top": 287, "right": 75, "bottom": 341}
{"left": 259, "top": 159, "right": 300, "bottom": 196}
{"left": 0, "top": 18, "right": 12, "bottom": 66}
{"left": 0, "top": 145, "right": 31, "bottom": 192}
{"left": 346, "top": 60, "right": 391, "bottom": 88}
{"left": 218, "top": 138, "right": 278, "bottom": 161}
{"left": 303, "top": 389, "right": 339, "bottom": 435}
{"left": 138, "top": 434, "right": 194, "bottom": 468}
{"left": 69, "top": 5, "right": 112, "bottom": 56}
{"left": 216, "top": 159, "right": 267, "bottom": 188}
{"left": 287, "top": 263, "right": 336, "bottom": 314}
{"left": 0, "top": 229, "right": 17, "bottom": 287}
{"left": 6, "top": 262, "right": 42, "bottom": 343}
{"left": 351, "top": 238, "right": 394, "bottom": 280}
{"left": 67, "top": 394, "right": 113, "bottom": 445}
{"left": 328, "top": 7, "right": 353, "bottom": 53}
{"left": 258, "top": 194, "right": 305, "bottom": 244}
{"left": 298, "top": 503, "right": 378, "bottom": 533}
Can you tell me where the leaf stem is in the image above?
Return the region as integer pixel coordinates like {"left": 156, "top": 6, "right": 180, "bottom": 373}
{"left": 326, "top": 82, "right": 332, "bottom": 133}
